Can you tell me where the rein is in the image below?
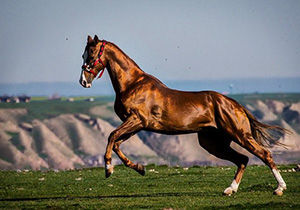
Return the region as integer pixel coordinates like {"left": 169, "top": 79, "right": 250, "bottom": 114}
{"left": 83, "top": 40, "right": 107, "bottom": 79}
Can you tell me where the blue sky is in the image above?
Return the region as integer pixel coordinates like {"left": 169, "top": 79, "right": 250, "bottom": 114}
{"left": 1, "top": 0, "right": 300, "bottom": 84}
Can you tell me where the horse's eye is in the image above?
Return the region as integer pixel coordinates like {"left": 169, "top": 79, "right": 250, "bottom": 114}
{"left": 90, "top": 49, "right": 95, "bottom": 54}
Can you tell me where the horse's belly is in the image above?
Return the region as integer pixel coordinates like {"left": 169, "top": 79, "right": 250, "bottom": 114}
{"left": 147, "top": 110, "right": 216, "bottom": 133}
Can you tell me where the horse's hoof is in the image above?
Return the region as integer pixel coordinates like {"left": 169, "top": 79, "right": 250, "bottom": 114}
{"left": 105, "top": 170, "right": 112, "bottom": 178}
{"left": 105, "top": 165, "right": 114, "bottom": 178}
{"left": 273, "top": 189, "right": 283, "bottom": 196}
{"left": 136, "top": 164, "right": 145, "bottom": 176}
{"left": 223, "top": 187, "right": 235, "bottom": 196}
{"left": 273, "top": 185, "right": 286, "bottom": 196}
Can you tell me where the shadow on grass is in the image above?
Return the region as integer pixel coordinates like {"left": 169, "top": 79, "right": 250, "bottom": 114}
{"left": 0, "top": 191, "right": 214, "bottom": 202}
{"left": 212, "top": 202, "right": 300, "bottom": 210}
{"left": 243, "top": 183, "right": 274, "bottom": 192}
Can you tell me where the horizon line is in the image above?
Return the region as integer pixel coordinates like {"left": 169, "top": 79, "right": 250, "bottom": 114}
{"left": 1, "top": 76, "right": 300, "bottom": 85}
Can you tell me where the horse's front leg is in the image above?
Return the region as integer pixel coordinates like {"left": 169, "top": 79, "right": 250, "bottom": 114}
{"left": 113, "top": 140, "right": 145, "bottom": 176}
{"left": 104, "top": 115, "right": 143, "bottom": 178}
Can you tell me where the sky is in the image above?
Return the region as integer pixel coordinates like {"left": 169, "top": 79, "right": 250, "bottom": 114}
{"left": 1, "top": 0, "right": 300, "bottom": 84}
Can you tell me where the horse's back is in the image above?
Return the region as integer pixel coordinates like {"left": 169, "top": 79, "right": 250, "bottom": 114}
{"left": 123, "top": 74, "right": 251, "bottom": 135}
{"left": 154, "top": 87, "right": 251, "bottom": 135}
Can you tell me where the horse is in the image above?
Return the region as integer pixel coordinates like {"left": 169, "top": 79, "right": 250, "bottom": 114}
{"left": 79, "top": 35, "right": 288, "bottom": 196}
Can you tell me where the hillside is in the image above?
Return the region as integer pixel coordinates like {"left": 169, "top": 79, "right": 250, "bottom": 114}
{"left": 0, "top": 94, "right": 300, "bottom": 170}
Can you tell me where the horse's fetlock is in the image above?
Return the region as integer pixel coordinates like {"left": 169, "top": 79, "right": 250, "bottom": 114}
{"left": 113, "top": 144, "right": 119, "bottom": 151}
{"left": 104, "top": 156, "right": 112, "bottom": 164}
{"left": 125, "top": 161, "right": 133, "bottom": 168}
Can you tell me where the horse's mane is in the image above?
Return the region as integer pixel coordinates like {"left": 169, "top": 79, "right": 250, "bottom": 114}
{"left": 109, "top": 42, "right": 142, "bottom": 70}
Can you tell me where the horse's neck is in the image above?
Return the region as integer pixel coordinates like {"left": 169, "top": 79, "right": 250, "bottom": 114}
{"left": 106, "top": 43, "right": 144, "bottom": 94}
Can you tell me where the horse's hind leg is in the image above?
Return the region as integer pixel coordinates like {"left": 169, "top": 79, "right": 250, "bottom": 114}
{"left": 215, "top": 100, "right": 286, "bottom": 195}
{"left": 236, "top": 135, "right": 286, "bottom": 195}
{"left": 197, "top": 129, "right": 249, "bottom": 196}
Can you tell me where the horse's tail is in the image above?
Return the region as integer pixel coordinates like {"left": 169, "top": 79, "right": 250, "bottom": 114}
{"left": 243, "top": 107, "right": 291, "bottom": 148}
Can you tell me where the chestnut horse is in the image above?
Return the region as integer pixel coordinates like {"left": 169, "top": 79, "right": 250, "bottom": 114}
{"left": 79, "top": 35, "right": 288, "bottom": 196}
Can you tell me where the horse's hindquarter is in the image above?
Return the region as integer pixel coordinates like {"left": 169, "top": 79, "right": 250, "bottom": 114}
{"left": 211, "top": 92, "right": 252, "bottom": 136}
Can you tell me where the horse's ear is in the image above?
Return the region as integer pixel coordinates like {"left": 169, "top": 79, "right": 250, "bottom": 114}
{"left": 87, "top": 35, "right": 93, "bottom": 44}
{"left": 94, "top": 35, "right": 100, "bottom": 43}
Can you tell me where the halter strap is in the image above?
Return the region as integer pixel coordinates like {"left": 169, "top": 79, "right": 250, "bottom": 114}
{"left": 91, "top": 41, "right": 107, "bottom": 79}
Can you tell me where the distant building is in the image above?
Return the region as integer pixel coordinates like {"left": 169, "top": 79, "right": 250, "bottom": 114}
{"left": 0, "top": 95, "right": 31, "bottom": 103}
{"left": 67, "top": 97, "right": 74, "bottom": 102}
{"left": 0, "top": 95, "right": 11, "bottom": 103}
{"left": 48, "top": 93, "right": 61, "bottom": 101}
{"left": 19, "top": 96, "right": 31, "bottom": 103}
{"left": 12, "top": 97, "right": 20, "bottom": 103}
{"left": 85, "top": 97, "right": 94, "bottom": 102}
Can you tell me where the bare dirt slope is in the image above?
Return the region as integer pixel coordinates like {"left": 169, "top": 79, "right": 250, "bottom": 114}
{"left": 0, "top": 97, "right": 299, "bottom": 170}
{"left": 0, "top": 109, "right": 159, "bottom": 170}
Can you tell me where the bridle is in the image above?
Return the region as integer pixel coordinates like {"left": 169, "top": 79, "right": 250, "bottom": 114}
{"left": 82, "top": 40, "right": 107, "bottom": 79}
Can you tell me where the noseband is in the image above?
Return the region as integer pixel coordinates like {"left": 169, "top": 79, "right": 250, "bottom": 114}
{"left": 82, "top": 40, "right": 107, "bottom": 79}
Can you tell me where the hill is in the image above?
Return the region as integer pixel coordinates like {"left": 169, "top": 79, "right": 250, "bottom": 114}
{"left": 0, "top": 93, "right": 300, "bottom": 170}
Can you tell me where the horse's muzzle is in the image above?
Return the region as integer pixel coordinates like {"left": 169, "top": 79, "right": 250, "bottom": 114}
{"left": 79, "top": 78, "right": 91, "bottom": 88}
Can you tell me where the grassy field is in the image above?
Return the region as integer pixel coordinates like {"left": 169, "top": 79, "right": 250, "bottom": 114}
{"left": 0, "top": 96, "right": 114, "bottom": 122}
{"left": 0, "top": 165, "right": 299, "bottom": 209}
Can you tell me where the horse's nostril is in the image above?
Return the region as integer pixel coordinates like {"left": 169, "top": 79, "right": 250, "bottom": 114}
{"left": 82, "top": 80, "right": 87, "bottom": 87}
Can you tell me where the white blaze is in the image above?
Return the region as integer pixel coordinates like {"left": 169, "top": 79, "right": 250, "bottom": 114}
{"left": 82, "top": 49, "right": 88, "bottom": 64}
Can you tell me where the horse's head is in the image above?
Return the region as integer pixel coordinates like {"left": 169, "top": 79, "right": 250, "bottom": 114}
{"left": 79, "top": 35, "right": 107, "bottom": 88}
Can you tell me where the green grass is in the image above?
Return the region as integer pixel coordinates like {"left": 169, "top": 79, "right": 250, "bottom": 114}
{"left": 0, "top": 165, "right": 299, "bottom": 209}
{"left": 0, "top": 96, "right": 115, "bottom": 122}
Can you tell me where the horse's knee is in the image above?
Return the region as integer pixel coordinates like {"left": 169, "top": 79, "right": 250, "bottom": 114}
{"left": 109, "top": 131, "right": 118, "bottom": 142}
{"left": 112, "top": 142, "right": 120, "bottom": 152}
